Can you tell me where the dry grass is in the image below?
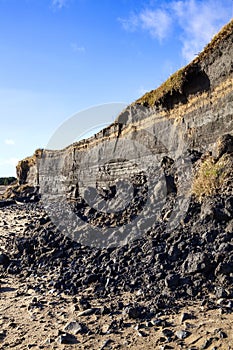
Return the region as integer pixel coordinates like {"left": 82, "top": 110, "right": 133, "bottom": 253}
{"left": 135, "top": 19, "right": 233, "bottom": 107}
{"left": 135, "top": 68, "right": 185, "bottom": 107}
{"left": 192, "top": 154, "right": 232, "bottom": 202}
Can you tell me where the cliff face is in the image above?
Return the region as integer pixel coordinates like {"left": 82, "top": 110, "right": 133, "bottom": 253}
{"left": 14, "top": 22, "right": 233, "bottom": 248}
{"left": 17, "top": 20, "right": 233, "bottom": 192}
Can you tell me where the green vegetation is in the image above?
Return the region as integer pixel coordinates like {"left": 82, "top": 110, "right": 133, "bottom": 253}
{"left": 192, "top": 154, "right": 231, "bottom": 202}
{"left": 0, "top": 177, "right": 17, "bottom": 186}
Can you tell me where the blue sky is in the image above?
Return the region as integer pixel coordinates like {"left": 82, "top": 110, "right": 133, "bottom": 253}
{"left": 0, "top": 0, "right": 232, "bottom": 176}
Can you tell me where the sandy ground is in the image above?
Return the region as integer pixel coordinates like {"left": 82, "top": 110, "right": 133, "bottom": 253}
{"left": 1, "top": 206, "right": 233, "bottom": 350}
{"left": 1, "top": 275, "right": 233, "bottom": 349}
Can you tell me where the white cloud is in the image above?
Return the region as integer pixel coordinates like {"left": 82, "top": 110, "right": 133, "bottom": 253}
{"left": 70, "top": 43, "right": 86, "bottom": 53}
{"left": 140, "top": 9, "right": 172, "bottom": 41}
{"left": 4, "top": 139, "right": 15, "bottom": 145}
{"left": 171, "top": 0, "right": 232, "bottom": 61}
{"left": 52, "top": 0, "right": 69, "bottom": 10}
{"left": 120, "top": 0, "right": 232, "bottom": 61}
{"left": 119, "top": 8, "right": 172, "bottom": 41}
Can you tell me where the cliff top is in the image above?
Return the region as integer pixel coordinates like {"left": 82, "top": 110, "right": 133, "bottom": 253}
{"left": 135, "top": 19, "right": 233, "bottom": 107}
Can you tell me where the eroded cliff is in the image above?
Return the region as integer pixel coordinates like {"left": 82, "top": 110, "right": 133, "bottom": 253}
{"left": 16, "top": 20, "right": 233, "bottom": 191}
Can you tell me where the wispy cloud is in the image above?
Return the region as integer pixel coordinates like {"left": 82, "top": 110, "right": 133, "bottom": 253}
{"left": 119, "top": 8, "right": 172, "bottom": 41}
{"left": 51, "top": 0, "right": 69, "bottom": 10}
{"left": 119, "top": 0, "right": 232, "bottom": 61}
{"left": 70, "top": 42, "right": 86, "bottom": 53}
{"left": 4, "top": 139, "right": 15, "bottom": 145}
{"left": 171, "top": 0, "right": 231, "bottom": 61}
{"left": 140, "top": 9, "right": 172, "bottom": 41}
{"left": 119, "top": 13, "right": 139, "bottom": 32}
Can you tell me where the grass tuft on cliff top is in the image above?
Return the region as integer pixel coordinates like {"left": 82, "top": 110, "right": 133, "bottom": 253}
{"left": 135, "top": 19, "right": 233, "bottom": 107}
{"left": 135, "top": 68, "right": 186, "bottom": 107}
